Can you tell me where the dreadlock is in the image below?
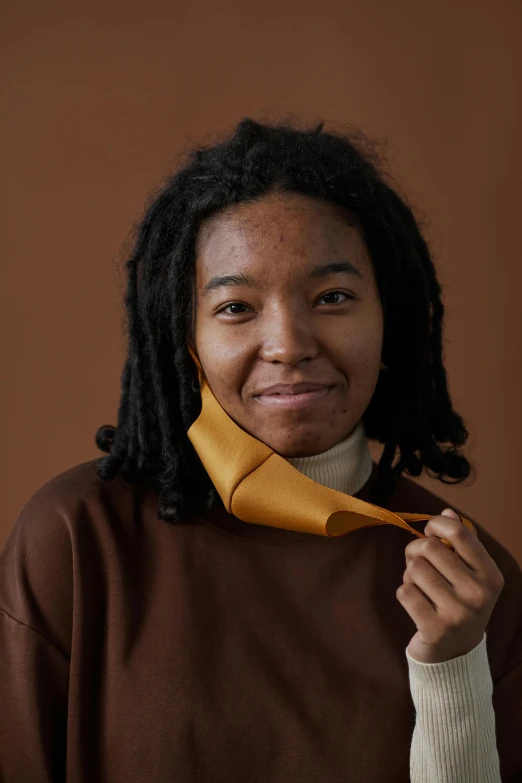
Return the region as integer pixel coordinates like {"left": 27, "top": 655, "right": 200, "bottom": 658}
{"left": 95, "top": 117, "right": 471, "bottom": 522}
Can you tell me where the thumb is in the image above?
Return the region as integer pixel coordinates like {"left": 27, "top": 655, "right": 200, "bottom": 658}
{"left": 440, "top": 508, "right": 460, "bottom": 520}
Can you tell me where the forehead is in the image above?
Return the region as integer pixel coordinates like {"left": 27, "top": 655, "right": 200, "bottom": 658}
{"left": 195, "top": 192, "right": 371, "bottom": 281}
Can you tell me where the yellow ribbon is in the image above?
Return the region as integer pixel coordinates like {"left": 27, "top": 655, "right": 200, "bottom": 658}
{"left": 186, "top": 349, "right": 475, "bottom": 545}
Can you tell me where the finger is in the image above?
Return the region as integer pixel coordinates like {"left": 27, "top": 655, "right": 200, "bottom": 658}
{"left": 403, "top": 555, "right": 462, "bottom": 612}
{"left": 425, "top": 511, "right": 496, "bottom": 580}
{"left": 405, "top": 535, "right": 473, "bottom": 588}
{"left": 396, "top": 582, "right": 438, "bottom": 627}
{"left": 441, "top": 509, "right": 460, "bottom": 521}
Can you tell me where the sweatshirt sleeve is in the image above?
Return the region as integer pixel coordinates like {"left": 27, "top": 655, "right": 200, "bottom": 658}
{"left": 406, "top": 633, "right": 501, "bottom": 783}
{"left": 0, "top": 610, "right": 69, "bottom": 782}
{"left": 0, "top": 479, "right": 74, "bottom": 783}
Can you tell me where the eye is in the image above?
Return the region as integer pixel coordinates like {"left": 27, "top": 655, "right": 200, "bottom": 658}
{"left": 317, "top": 291, "right": 353, "bottom": 305}
{"left": 217, "top": 302, "right": 251, "bottom": 316}
{"left": 216, "top": 291, "right": 354, "bottom": 316}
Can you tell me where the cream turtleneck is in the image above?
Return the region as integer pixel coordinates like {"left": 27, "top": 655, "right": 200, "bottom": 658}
{"left": 285, "top": 422, "right": 501, "bottom": 783}
{"left": 286, "top": 419, "right": 373, "bottom": 496}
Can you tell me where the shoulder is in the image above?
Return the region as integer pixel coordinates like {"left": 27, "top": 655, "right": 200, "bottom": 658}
{"left": 7, "top": 459, "right": 151, "bottom": 536}
{"left": 2, "top": 459, "right": 142, "bottom": 563}
{"left": 15, "top": 459, "right": 135, "bottom": 515}
{"left": 0, "top": 460, "right": 151, "bottom": 655}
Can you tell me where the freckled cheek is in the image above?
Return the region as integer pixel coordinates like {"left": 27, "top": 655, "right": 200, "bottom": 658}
{"left": 341, "top": 331, "right": 382, "bottom": 376}
{"left": 198, "top": 342, "right": 248, "bottom": 406}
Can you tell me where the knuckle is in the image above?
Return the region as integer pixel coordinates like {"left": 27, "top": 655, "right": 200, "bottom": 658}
{"left": 465, "top": 588, "right": 488, "bottom": 612}
{"left": 408, "top": 556, "right": 428, "bottom": 576}
{"left": 461, "top": 576, "right": 488, "bottom": 609}
{"left": 453, "top": 527, "right": 469, "bottom": 546}
{"left": 398, "top": 582, "right": 416, "bottom": 600}
{"left": 419, "top": 537, "right": 438, "bottom": 554}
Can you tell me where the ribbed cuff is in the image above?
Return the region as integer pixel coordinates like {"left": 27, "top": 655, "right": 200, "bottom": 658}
{"left": 406, "top": 633, "right": 501, "bottom": 782}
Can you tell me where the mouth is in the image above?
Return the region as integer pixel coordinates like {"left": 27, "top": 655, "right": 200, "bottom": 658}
{"left": 254, "top": 386, "right": 335, "bottom": 409}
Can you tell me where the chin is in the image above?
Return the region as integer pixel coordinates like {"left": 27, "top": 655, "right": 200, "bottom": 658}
{"left": 258, "top": 418, "right": 360, "bottom": 458}
{"left": 263, "top": 434, "right": 335, "bottom": 459}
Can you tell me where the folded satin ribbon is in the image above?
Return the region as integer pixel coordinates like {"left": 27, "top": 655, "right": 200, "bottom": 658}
{"left": 186, "top": 348, "right": 475, "bottom": 545}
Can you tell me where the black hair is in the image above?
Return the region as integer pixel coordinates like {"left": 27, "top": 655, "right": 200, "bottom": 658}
{"left": 95, "top": 117, "right": 471, "bottom": 522}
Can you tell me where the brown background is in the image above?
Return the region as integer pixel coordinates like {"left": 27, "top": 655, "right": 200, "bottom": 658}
{"left": 1, "top": 0, "right": 521, "bottom": 564}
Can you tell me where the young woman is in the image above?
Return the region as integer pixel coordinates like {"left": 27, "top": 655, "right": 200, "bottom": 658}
{"left": 1, "top": 118, "right": 521, "bottom": 783}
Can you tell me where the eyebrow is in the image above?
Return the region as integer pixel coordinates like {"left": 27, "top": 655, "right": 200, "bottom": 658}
{"left": 201, "top": 260, "right": 363, "bottom": 297}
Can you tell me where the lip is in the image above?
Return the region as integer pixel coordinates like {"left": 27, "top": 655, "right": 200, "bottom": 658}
{"left": 254, "top": 386, "right": 335, "bottom": 409}
{"left": 257, "top": 382, "right": 335, "bottom": 395}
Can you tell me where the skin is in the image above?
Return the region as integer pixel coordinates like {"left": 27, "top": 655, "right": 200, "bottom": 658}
{"left": 191, "top": 190, "right": 504, "bottom": 663}
{"left": 193, "top": 191, "right": 384, "bottom": 458}
{"left": 399, "top": 510, "right": 504, "bottom": 663}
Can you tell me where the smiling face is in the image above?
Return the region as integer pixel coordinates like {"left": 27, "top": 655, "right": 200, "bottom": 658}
{"left": 192, "top": 191, "right": 384, "bottom": 458}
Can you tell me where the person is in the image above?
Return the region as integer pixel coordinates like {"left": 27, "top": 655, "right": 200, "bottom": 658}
{"left": 1, "top": 118, "right": 521, "bottom": 783}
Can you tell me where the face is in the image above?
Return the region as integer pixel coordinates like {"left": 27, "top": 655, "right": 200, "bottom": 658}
{"left": 192, "top": 191, "right": 384, "bottom": 458}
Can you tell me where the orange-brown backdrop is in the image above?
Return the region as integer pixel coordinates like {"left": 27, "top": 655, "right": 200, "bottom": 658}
{"left": 1, "top": 0, "right": 521, "bottom": 564}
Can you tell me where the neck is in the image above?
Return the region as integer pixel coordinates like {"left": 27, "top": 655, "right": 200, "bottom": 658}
{"left": 285, "top": 420, "right": 373, "bottom": 497}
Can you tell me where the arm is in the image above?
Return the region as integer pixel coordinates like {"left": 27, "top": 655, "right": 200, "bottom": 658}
{"left": 0, "top": 480, "right": 74, "bottom": 782}
{"left": 0, "top": 610, "right": 69, "bottom": 782}
{"left": 407, "top": 633, "right": 501, "bottom": 782}
{"left": 395, "top": 509, "right": 521, "bottom": 781}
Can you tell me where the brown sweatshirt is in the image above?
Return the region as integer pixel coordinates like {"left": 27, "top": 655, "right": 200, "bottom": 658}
{"left": 1, "top": 460, "right": 521, "bottom": 783}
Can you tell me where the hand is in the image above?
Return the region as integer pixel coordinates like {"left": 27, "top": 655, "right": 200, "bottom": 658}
{"left": 396, "top": 509, "right": 505, "bottom": 663}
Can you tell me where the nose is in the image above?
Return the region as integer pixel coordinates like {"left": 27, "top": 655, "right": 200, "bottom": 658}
{"left": 259, "top": 308, "right": 319, "bottom": 366}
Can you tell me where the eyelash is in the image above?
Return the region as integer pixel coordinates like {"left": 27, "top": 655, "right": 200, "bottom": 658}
{"left": 217, "top": 291, "right": 354, "bottom": 316}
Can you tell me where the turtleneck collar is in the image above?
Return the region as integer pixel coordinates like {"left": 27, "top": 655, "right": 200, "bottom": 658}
{"left": 285, "top": 419, "right": 373, "bottom": 496}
